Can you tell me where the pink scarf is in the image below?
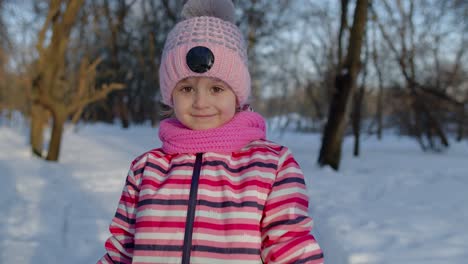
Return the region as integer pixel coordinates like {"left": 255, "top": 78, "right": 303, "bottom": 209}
{"left": 158, "top": 111, "right": 266, "bottom": 154}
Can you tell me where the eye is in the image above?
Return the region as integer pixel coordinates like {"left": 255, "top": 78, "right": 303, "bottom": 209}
{"left": 179, "top": 86, "right": 193, "bottom": 93}
{"left": 211, "top": 86, "right": 224, "bottom": 93}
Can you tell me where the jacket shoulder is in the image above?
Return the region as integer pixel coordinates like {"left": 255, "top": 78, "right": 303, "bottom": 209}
{"left": 244, "top": 139, "right": 287, "bottom": 156}
{"left": 130, "top": 147, "right": 169, "bottom": 168}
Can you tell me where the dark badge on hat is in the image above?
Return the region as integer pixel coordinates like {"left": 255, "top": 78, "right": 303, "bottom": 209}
{"left": 186, "top": 46, "right": 215, "bottom": 73}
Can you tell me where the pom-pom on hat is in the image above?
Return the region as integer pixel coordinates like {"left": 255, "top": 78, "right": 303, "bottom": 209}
{"left": 159, "top": 0, "right": 250, "bottom": 107}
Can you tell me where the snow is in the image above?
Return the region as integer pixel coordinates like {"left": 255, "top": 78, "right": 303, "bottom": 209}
{"left": 0, "top": 122, "right": 467, "bottom": 264}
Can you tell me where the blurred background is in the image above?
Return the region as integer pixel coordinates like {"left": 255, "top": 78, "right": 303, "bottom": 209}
{"left": 0, "top": 0, "right": 466, "bottom": 162}
{"left": 1, "top": 1, "right": 467, "bottom": 263}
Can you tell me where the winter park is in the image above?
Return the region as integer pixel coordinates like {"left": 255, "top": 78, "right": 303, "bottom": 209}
{"left": 1, "top": 1, "right": 467, "bottom": 264}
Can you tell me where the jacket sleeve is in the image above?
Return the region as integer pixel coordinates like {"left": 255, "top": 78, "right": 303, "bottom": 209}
{"left": 261, "top": 147, "right": 324, "bottom": 264}
{"left": 97, "top": 158, "right": 143, "bottom": 264}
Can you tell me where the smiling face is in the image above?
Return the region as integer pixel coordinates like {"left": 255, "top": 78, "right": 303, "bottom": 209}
{"left": 172, "top": 77, "right": 237, "bottom": 130}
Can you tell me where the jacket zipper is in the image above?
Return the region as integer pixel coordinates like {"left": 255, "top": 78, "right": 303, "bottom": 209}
{"left": 181, "top": 153, "right": 203, "bottom": 264}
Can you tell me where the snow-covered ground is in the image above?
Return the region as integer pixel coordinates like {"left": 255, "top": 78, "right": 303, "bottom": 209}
{"left": 0, "top": 121, "right": 467, "bottom": 264}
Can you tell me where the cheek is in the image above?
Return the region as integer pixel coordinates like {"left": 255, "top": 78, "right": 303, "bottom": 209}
{"left": 172, "top": 98, "right": 188, "bottom": 118}
{"left": 173, "top": 107, "right": 182, "bottom": 120}
{"left": 222, "top": 99, "right": 237, "bottom": 117}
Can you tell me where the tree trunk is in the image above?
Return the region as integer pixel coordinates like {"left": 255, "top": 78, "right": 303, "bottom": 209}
{"left": 116, "top": 91, "right": 129, "bottom": 128}
{"left": 372, "top": 23, "right": 384, "bottom": 140}
{"left": 318, "top": 0, "right": 368, "bottom": 170}
{"left": 319, "top": 74, "right": 353, "bottom": 169}
{"left": 46, "top": 110, "right": 66, "bottom": 161}
{"left": 457, "top": 105, "right": 465, "bottom": 142}
{"left": 412, "top": 95, "right": 449, "bottom": 151}
{"left": 353, "top": 28, "right": 369, "bottom": 157}
{"left": 376, "top": 77, "right": 384, "bottom": 140}
{"left": 420, "top": 99, "right": 449, "bottom": 149}
{"left": 30, "top": 103, "right": 47, "bottom": 157}
{"left": 352, "top": 85, "right": 365, "bottom": 157}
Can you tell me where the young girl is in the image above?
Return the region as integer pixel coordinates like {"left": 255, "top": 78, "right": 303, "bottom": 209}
{"left": 98, "top": 0, "right": 323, "bottom": 263}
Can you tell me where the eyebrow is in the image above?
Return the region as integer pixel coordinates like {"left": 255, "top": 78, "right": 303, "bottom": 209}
{"left": 210, "top": 78, "right": 228, "bottom": 86}
{"left": 176, "top": 80, "right": 192, "bottom": 86}
{"left": 210, "top": 77, "right": 223, "bottom": 83}
{"left": 177, "top": 77, "right": 230, "bottom": 89}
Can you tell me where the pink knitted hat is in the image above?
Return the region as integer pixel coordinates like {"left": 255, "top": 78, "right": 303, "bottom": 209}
{"left": 159, "top": 0, "right": 250, "bottom": 107}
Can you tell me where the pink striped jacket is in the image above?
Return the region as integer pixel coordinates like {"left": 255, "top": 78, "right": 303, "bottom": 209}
{"left": 98, "top": 139, "right": 323, "bottom": 264}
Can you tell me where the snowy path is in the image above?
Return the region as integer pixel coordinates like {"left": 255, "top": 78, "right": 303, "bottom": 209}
{"left": 0, "top": 125, "right": 145, "bottom": 263}
{"left": 0, "top": 124, "right": 467, "bottom": 263}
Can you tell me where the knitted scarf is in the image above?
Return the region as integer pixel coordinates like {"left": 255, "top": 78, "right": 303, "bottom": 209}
{"left": 158, "top": 111, "right": 266, "bottom": 154}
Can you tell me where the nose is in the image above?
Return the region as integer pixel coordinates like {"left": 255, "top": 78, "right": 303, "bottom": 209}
{"left": 192, "top": 89, "right": 209, "bottom": 109}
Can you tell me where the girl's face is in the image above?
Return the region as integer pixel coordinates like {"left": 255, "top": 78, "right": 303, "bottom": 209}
{"left": 172, "top": 77, "right": 237, "bottom": 130}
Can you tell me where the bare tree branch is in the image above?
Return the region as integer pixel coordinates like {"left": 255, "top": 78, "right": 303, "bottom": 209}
{"left": 68, "top": 83, "right": 125, "bottom": 115}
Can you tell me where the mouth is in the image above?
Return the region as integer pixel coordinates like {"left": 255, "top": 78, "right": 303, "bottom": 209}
{"left": 191, "top": 114, "right": 217, "bottom": 118}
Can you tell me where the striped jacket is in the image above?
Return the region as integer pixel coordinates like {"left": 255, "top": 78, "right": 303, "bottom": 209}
{"left": 98, "top": 139, "right": 324, "bottom": 264}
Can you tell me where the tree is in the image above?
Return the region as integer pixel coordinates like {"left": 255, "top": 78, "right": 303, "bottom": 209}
{"left": 0, "top": 0, "right": 10, "bottom": 83}
{"left": 371, "top": 0, "right": 466, "bottom": 151}
{"left": 318, "top": 0, "right": 369, "bottom": 170}
{"left": 98, "top": 0, "right": 135, "bottom": 128}
{"left": 370, "top": 19, "right": 385, "bottom": 140}
{"left": 0, "top": 9, "right": 7, "bottom": 114}
{"left": 31, "top": 0, "right": 124, "bottom": 161}
{"left": 235, "top": 0, "right": 294, "bottom": 106}
{"left": 80, "top": 0, "right": 184, "bottom": 125}
{"left": 351, "top": 28, "right": 370, "bottom": 157}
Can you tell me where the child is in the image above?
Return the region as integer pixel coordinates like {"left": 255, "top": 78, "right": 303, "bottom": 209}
{"left": 97, "top": 0, "right": 323, "bottom": 263}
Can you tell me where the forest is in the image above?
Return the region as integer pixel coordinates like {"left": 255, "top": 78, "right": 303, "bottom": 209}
{"left": 0, "top": 0, "right": 466, "bottom": 168}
